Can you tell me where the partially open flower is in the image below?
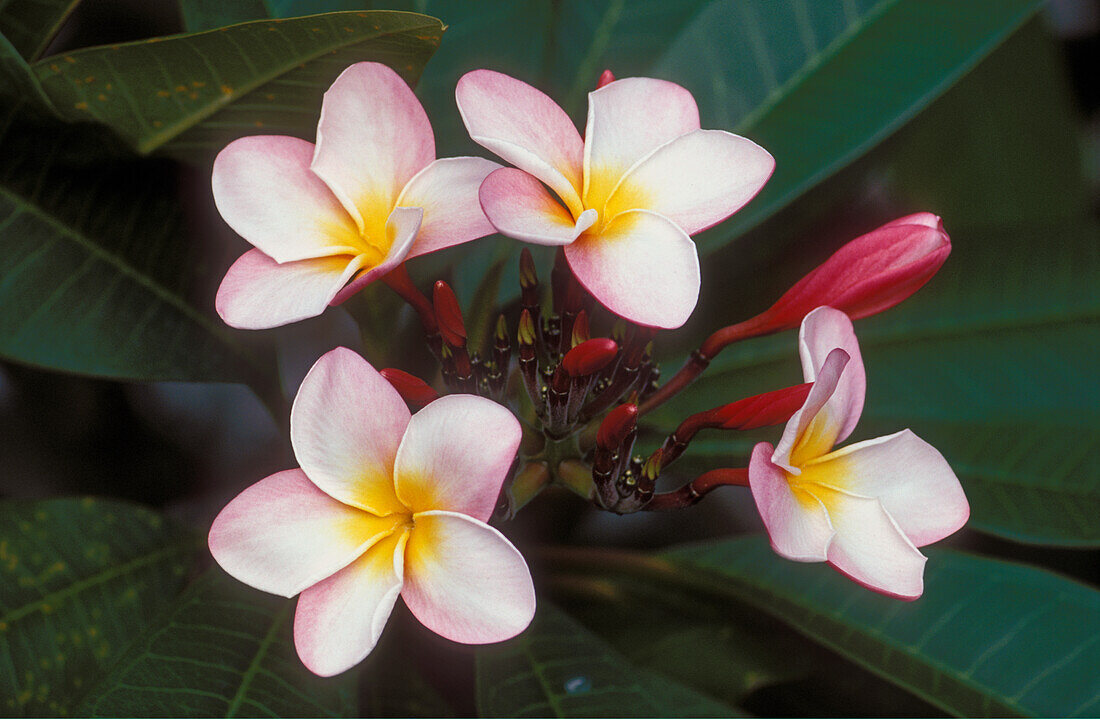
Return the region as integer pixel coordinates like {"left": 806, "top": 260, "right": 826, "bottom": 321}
{"left": 209, "top": 348, "right": 533, "bottom": 676}
{"left": 213, "top": 62, "right": 500, "bottom": 329}
{"left": 748, "top": 307, "right": 968, "bottom": 599}
{"left": 456, "top": 69, "right": 774, "bottom": 329}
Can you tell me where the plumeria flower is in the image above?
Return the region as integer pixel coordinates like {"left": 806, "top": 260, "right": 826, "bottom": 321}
{"left": 455, "top": 69, "right": 774, "bottom": 329}
{"left": 213, "top": 62, "right": 500, "bottom": 329}
{"left": 748, "top": 307, "right": 968, "bottom": 599}
{"left": 209, "top": 347, "right": 534, "bottom": 676}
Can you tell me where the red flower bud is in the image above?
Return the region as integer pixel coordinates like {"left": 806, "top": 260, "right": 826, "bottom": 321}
{"left": 597, "top": 402, "right": 637, "bottom": 450}
{"left": 432, "top": 280, "right": 466, "bottom": 347}
{"left": 562, "top": 338, "right": 618, "bottom": 377}
{"left": 760, "top": 213, "right": 950, "bottom": 332}
{"left": 380, "top": 368, "right": 439, "bottom": 409}
{"left": 596, "top": 69, "right": 616, "bottom": 89}
{"left": 709, "top": 382, "right": 812, "bottom": 430}
{"left": 571, "top": 310, "right": 591, "bottom": 347}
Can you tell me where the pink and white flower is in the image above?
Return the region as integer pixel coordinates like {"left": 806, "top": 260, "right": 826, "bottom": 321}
{"left": 456, "top": 70, "right": 774, "bottom": 329}
{"left": 209, "top": 347, "right": 534, "bottom": 676}
{"left": 748, "top": 307, "right": 968, "bottom": 599}
{"left": 213, "top": 62, "right": 500, "bottom": 329}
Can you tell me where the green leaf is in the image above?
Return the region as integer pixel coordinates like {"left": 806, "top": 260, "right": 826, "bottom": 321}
{"left": 31, "top": 10, "right": 443, "bottom": 161}
{"left": 475, "top": 601, "right": 739, "bottom": 717}
{"left": 78, "top": 568, "right": 357, "bottom": 718}
{"left": 0, "top": 32, "right": 53, "bottom": 110}
{"left": 649, "top": 218, "right": 1100, "bottom": 547}
{"left": 0, "top": 498, "right": 198, "bottom": 717}
{"left": 0, "top": 0, "right": 80, "bottom": 60}
{"left": 0, "top": 114, "right": 274, "bottom": 383}
{"left": 549, "top": 572, "right": 814, "bottom": 706}
{"left": 662, "top": 537, "right": 1100, "bottom": 717}
{"left": 655, "top": 0, "right": 1043, "bottom": 253}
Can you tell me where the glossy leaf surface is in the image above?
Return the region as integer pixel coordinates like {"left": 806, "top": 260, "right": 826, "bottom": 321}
{"left": 0, "top": 0, "right": 79, "bottom": 60}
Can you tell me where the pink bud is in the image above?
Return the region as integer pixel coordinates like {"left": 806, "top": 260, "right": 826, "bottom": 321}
{"left": 710, "top": 382, "right": 812, "bottom": 430}
{"left": 379, "top": 368, "right": 439, "bottom": 409}
{"left": 596, "top": 69, "right": 616, "bottom": 89}
{"left": 562, "top": 338, "right": 619, "bottom": 377}
{"left": 760, "top": 213, "right": 950, "bottom": 331}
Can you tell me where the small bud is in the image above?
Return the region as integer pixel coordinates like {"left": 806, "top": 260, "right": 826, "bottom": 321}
{"left": 642, "top": 453, "right": 661, "bottom": 483}
{"left": 517, "top": 308, "right": 537, "bottom": 348}
{"left": 596, "top": 402, "right": 637, "bottom": 450}
{"left": 519, "top": 247, "right": 538, "bottom": 291}
{"left": 562, "top": 338, "right": 618, "bottom": 377}
{"left": 596, "top": 69, "right": 616, "bottom": 89}
{"left": 432, "top": 281, "right": 466, "bottom": 347}
{"left": 571, "top": 310, "right": 590, "bottom": 347}
{"left": 380, "top": 368, "right": 439, "bottom": 409}
{"left": 495, "top": 314, "right": 509, "bottom": 345}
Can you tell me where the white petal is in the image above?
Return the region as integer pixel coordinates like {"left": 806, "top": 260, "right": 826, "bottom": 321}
{"left": 294, "top": 530, "right": 409, "bottom": 676}
{"left": 748, "top": 443, "right": 833, "bottom": 561}
{"left": 798, "top": 306, "right": 865, "bottom": 445}
{"left": 398, "top": 157, "right": 501, "bottom": 259}
{"left": 290, "top": 347, "right": 410, "bottom": 515}
{"left": 394, "top": 394, "right": 521, "bottom": 522}
{"left": 402, "top": 511, "right": 535, "bottom": 644}
{"left": 479, "top": 167, "right": 596, "bottom": 246}
{"left": 772, "top": 347, "right": 850, "bottom": 473}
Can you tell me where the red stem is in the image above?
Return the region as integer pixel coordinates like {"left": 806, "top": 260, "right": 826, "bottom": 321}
{"left": 644, "top": 467, "right": 749, "bottom": 511}
{"left": 382, "top": 264, "right": 436, "bottom": 333}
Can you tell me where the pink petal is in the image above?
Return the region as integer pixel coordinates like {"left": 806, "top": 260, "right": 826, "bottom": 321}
{"left": 209, "top": 469, "right": 402, "bottom": 598}
{"left": 605, "top": 129, "right": 774, "bottom": 235}
{"left": 479, "top": 168, "right": 597, "bottom": 246}
{"left": 798, "top": 307, "right": 865, "bottom": 445}
{"left": 216, "top": 249, "right": 365, "bottom": 330}
{"left": 330, "top": 206, "right": 423, "bottom": 305}
{"left": 393, "top": 394, "right": 521, "bottom": 522}
{"left": 812, "top": 485, "right": 928, "bottom": 600}
{"left": 294, "top": 530, "right": 409, "bottom": 676}
{"left": 456, "top": 69, "right": 584, "bottom": 217}
{"left": 402, "top": 511, "right": 535, "bottom": 644}
{"left": 771, "top": 346, "right": 850, "bottom": 472}
{"left": 212, "top": 135, "right": 361, "bottom": 263}
{"left": 804, "top": 430, "right": 969, "bottom": 547}
{"left": 882, "top": 212, "right": 943, "bottom": 231}
{"left": 565, "top": 209, "right": 700, "bottom": 329}
{"left": 290, "top": 347, "right": 411, "bottom": 515}
{"left": 312, "top": 62, "right": 434, "bottom": 231}
{"left": 398, "top": 157, "right": 501, "bottom": 259}
{"left": 748, "top": 443, "right": 834, "bottom": 561}
{"left": 582, "top": 77, "right": 700, "bottom": 213}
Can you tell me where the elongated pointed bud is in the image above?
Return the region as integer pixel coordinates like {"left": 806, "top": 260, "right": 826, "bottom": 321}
{"left": 757, "top": 213, "right": 951, "bottom": 333}
{"left": 562, "top": 338, "right": 618, "bottom": 377}
{"left": 571, "top": 310, "right": 590, "bottom": 347}
{"left": 596, "top": 69, "right": 616, "bottom": 89}
{"left": 711, "top": 382, "right": 813, "bottom": 429}
{"left": 596, "top": 403, "right": 637, "bottom": 451}
{"left": 517, "top": 308, "right": 537, "bottom": 349}
{"left": 519, "top": 247, "right": 539, "bottom": 302}
{"left": 433, "top": 280, "right": 466, "bottom": 348}
{"left": 380, "top": 368, "right": 439, "bottom": 409}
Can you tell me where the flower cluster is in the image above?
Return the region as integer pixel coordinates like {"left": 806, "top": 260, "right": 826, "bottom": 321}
{"left": 209, "top": 61, "right": 968, "bottom": 674}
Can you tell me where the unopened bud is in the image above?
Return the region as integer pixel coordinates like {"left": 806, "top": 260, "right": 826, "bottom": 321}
{"left": 562, "top": 338, "right": 618, "bottom": 377}
{"left": 571, "top": 310, "right": 590, "bottom": 347}
{"left": 518, "top": 308, "right": 537, "bottom": 347}
{"left": 519, "top": 247, "right": 538, "bottom": 291}
{"left": 380, "top": 368, "right": 439, "bottom": 409}
{"left": 596, "top": 402, "right": 637, "bottom": 450}
{"left": 433, "top": 281, "right": 466, "bottom": 347}
{"left": 596, "top": 69, "right": 616, "bottom": 89}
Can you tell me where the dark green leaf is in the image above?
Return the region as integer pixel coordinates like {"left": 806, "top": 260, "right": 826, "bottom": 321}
{"left": 663, "top": 537, "right": 1100, "bottom": 717}
{"left": 667, "top": 0, "right": 1043, "bottom": 253}
{"left": 0, "top": 114, "right": 273, "bottom": 383}
{"left": 0, "top": 32, "right": 53, "bottom": 110}
{"left": 475, "top": 601, "right": 738, "bottom": 717}
{"left": 78, "top": 568, "right": 357, "bottom": 718}
{"left": 0, "top": 0, "right": 80, "bottom": 60}
{"left": 0, "top": 498, "right": 198, "bottom": 717}
{"left": 32, "top": 10, "right": 443, "bottom": 161}
{"left": 549, "top": 572, "right": 813, "bottom": 706}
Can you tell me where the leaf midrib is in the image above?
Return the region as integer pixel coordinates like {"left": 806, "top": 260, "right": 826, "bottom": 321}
{"left": 0, "top": 540, "right": 193, "bottom": 626}
{"left": 225, "top": 601, "right": 291, "bottom": 718}
{"left": 0, "top": 182, "right": 260, "bottom": 375}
